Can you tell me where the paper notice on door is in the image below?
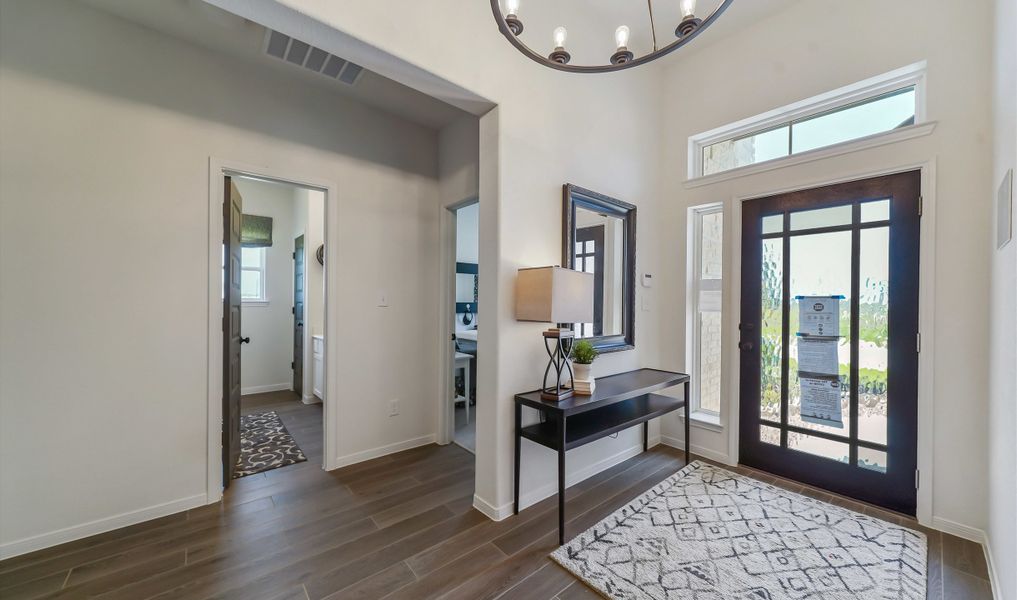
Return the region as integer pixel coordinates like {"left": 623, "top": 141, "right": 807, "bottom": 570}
{"left": 800, "top": 376, "right": 844, "bottom": 429}
{"left": 797, "top": 336, "right": 840, "bottom": 376}
{"left": 797, "top": 296, "right": 840, "bottom": 337}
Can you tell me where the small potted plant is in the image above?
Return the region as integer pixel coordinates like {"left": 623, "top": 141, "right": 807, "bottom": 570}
{"left": 569, "top": 340, "right": 599, "bottom": 395}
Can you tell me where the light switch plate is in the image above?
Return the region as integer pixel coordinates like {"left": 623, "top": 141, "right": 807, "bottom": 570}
{"left": 641, "top": 273, "right": 654, "bottom": 288}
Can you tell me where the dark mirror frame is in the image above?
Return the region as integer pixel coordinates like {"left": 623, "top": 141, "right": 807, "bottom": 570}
{"left": 562, "top": 183, "right": 637, "bottom": 353}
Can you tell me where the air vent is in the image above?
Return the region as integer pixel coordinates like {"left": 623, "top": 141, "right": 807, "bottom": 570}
{"left": 263, "top": 30, "right": 365, "bottom": 86}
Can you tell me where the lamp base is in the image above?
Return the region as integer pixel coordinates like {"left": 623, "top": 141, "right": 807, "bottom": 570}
{"left": 540, "top": 328, "right": 575, "bottom": 402}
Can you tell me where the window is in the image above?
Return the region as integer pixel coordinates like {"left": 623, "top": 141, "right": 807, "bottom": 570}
{"left": 241, "top": 247, "right": 267, "bottom": 302}
{"left": 690, "top": 62, "right": 927, "bottom": 179}
{"left": 689, "top": 205, "right": 723, "bottom": 417}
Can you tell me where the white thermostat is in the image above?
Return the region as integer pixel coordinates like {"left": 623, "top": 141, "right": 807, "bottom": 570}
{"left": 641, "top": 273, "right": 653, "bottom": 288}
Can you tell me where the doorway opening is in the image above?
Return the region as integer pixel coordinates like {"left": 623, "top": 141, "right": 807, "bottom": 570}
{"left": 738, "top": 171, "right": 921, "bottom": 515}
{"left": 447, "top": 200, "right": 480, "bottom": 453}
{"left": 222, "top": 174, "right": 327, "bottom": 487}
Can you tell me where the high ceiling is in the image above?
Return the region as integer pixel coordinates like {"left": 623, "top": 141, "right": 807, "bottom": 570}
{"left": 81, "top": 0, "right": 469, "bottom": 130}
{"left": 81, "top": 0, "right": 803, "bottom": 128}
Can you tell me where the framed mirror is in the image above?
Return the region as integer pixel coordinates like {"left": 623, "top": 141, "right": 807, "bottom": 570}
{"left": 562, "top": 184, "right": 636, "bottom": 353}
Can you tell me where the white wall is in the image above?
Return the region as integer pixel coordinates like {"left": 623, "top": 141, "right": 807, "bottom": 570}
{"left": 0, "top": 0, "right": 443, "bottom": 556}
{"left": 656, "top": 0, "right": 994, "bottom": 539}
{"left": 456, "top": 203, "right": 479, "bottom": 264}
{"left": 988, "top": 0, "right": 1017, "bottom": 596}
{"left": 234, "top": 178, "right": 297, "bottom": 395}
{"left": 221, "top": 0, "right": 668, "bottom": 518}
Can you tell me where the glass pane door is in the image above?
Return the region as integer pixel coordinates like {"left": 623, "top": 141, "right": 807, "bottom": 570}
{"left": 739, "top": 172, "right": 921, "bottom": 515}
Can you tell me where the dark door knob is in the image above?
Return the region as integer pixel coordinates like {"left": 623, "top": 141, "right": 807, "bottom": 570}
{"left": 297, "top": 322, "right": 304, "bottom": 327}
{"left": 738, "top": 341, "right": 754, "bottom": 352}
{"left": 240, "top": 336, "right": 251, "bottom": 344}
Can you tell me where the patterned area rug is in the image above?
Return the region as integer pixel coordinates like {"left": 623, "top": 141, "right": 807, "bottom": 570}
{"left": 551, "top": 461, "right": 926, "bottom": 599}
{"left": 233, "top": 411, "right": 307, "bottom": 478}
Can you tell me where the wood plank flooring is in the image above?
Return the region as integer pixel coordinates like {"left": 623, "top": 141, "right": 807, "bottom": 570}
{"left": 0, "top": 391, "right": 993, "bottom": 599}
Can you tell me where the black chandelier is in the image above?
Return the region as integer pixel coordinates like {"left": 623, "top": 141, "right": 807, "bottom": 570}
{"left": 490, "top": 0, "right": 734, "bottom": 74}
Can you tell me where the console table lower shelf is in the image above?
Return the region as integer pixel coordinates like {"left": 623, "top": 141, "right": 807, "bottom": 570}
{"left": 513, "top": 368, "right": 691, "bottom": 545}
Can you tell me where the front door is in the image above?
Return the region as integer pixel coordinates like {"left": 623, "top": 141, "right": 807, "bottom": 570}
{"left": 738, "top": 171, "right": 921, "bottom": 515}
{"left": 222, "top": 177, "right": 243, "bottom": 486}
{"left": 293, "top": 235, "right": 305, "bottom": 397}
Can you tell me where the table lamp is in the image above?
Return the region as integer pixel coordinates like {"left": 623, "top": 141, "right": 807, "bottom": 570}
{"left": 515, "top": 266, "right": 594, "bottom": 401}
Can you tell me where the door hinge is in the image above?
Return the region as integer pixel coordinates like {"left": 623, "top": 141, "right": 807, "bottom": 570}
{"left": 918, "top": 195, "right": 923, "bottom": 216}
{"left": 916, "top": 332, "right": 922, "bottom": 353}
{"left": 292, "top": 252, "right": 296, "bottom": 260}
{"left": 915, "top": 469, "right": 920, "bottom": 490}
{"left": 292, "top": 306, "right": 296, "bottom": 314}
{"left": 222, "top": 315, "right": 226, "bottom": 331}
{"left": 291, "top": 361, "right": 295, "bottom": 370}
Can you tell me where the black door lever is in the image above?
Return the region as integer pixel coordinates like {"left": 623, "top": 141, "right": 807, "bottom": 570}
{"left": 240, "top": 336, "right": 251, "bottom": 344}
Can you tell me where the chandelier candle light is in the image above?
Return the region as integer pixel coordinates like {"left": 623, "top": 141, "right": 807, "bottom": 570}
{"left": 492, "top": 0, "right": 733, "bottom": 73}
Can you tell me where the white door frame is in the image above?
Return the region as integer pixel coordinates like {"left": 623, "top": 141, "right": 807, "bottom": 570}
{"left": 725, "top": 159, "right": 937, "bottom": 525}
{"left": 206, "top": 156, "right": 340, "bottom": 504}
{"left": 437, "top": 197, "right": 479, "bottom": 446}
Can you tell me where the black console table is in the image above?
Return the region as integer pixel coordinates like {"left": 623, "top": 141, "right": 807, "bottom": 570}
{"left": 514, "top": 368, "right": 690, "bottom": 545}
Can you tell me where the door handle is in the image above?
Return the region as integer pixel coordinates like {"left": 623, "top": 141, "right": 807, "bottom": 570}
{"left": 240, "top": 336, "right": 251, "bottom": 344}
{"left": 738, "top": 341, "right": 754, "bottom": 352}
{"left": 297, "top": 322, "right": 303, "bottom": 327}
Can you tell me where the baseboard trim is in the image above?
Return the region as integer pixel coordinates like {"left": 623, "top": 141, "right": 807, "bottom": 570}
{"left": 301, "top": 393, "right": 322, "bottom": 405}
{"left": 931, "top": 516, "right": 986, "bottom": 544}
{"left": 516, "top": 443, "right": 646, "bottom": 512}
{"left": 983, "top": 533, "right": 1000, "bottom": 600}
{"left": 241, "top": 383, "right": 292, "bottom": 396}
{"left": 0, "top": 493, "right": 206, "bottom": 560}
{"left": 659, "top": 435, "right": 733, "bottom": 465}
{"left": 332, "top": 435, "right": 436, "bottom": 469}
{"left": 473, "top": 493, "right": 511, "bottom": 521}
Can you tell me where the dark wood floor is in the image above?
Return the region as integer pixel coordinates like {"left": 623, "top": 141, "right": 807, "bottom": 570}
{"left": 0, "top": 391, "right": 993, "bottom": 599}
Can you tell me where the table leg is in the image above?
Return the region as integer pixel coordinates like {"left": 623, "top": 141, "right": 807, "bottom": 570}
{"left": 684, "top": 381, "right": 691, "bottom": 465}
{"left": 558, "top": 413, "right": 566, "bottom": 546}
{"left": 643, "top": 421, "right": 648, "bottom": 452}
{"left": 464, "top": 364, "right": 470, "bottom": 424}
{"left": 514, "top": 403, "right": 521, "bottom": 515}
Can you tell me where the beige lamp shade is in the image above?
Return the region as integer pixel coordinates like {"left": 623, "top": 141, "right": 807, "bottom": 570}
{"left": 515, "top": 266, "right": 594, "bottom": 324}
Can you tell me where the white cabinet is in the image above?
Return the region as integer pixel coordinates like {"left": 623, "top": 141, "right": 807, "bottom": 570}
{"left": 312, "top": 335, "right": 324, "bottom": 401}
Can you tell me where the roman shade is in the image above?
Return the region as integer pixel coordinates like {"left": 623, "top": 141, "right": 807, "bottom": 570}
{"left": 241, "top": 214, "right": 273, "bottom": 248}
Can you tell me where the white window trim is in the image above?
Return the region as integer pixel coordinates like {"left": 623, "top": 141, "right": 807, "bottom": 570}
{"left": 686, "top": 203, "right": 724, "bottom": 427}
{"left": 241, "top": 246, "right": 268, "bottom": 304}
{"left": 687, "top": 61, "right": 930, "bottom": 184}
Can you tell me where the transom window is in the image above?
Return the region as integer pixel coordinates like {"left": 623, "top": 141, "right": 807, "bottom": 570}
{"left": 690, "top": 63, "right": 927, "bottom": 179}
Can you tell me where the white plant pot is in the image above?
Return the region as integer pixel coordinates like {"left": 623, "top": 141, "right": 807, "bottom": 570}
{"left": 571, "top": 362, "right": 596, "bottom": 395}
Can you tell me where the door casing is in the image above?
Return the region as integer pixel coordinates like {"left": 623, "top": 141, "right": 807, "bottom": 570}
{"left": 206, "top": 157, "right": 338, "bottom": 505}
{"left": 722, "top": 160, "right": 938, "bottom": 525}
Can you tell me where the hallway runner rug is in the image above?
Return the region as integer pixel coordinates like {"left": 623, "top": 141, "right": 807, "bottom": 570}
{"left": 551, "top": 461, "right": 926, "bottom": 599}
{"left": 234, "top": 411, "right": 307, "bottom": 478}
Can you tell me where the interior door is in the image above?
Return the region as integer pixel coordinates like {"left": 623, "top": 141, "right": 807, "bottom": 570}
{"left": 293, "top": 235, "right": 305, "bottom": 397}
{"left": 222, "top": 177, "right": 243, "bottom": 486}
{"left": 738, "top": 171, "right": 921, "bottom": 515}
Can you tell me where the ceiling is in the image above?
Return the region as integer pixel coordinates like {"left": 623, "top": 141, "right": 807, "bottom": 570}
{"left": 82, "top": 0, "right": 802, "bottom": 127}
{"left": 81, "top": 0, "right": 469, "bottom": 130}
